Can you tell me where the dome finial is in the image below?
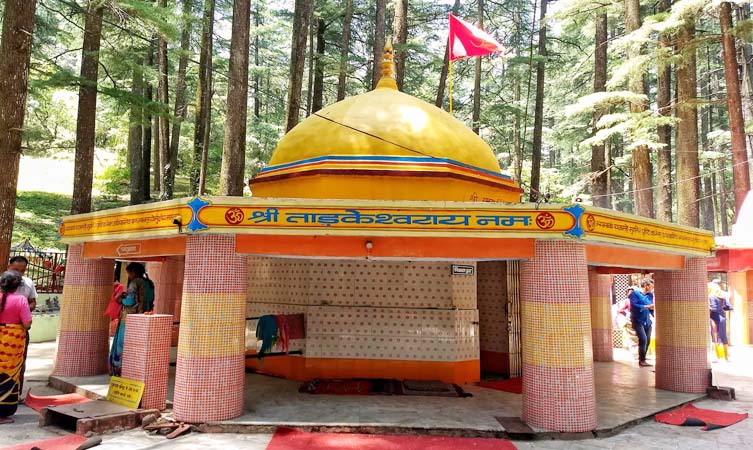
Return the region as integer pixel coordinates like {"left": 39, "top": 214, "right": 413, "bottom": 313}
{"left": 376, "top": 39, "right": 398, "bottom": 90}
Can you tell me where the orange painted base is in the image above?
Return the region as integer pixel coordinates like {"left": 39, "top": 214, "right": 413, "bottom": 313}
{"left": 245, "top": 352, "right": 480, "bottom": 385}
{"left": 480, "top": 350, "right": 509, "bottom": 375}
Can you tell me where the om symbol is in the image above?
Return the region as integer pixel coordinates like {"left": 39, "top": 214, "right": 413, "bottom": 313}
{"left": 535, "top": 212, "right": 556, "bottom": 230}
{"left": 224, "top": 207, "right": 245, "bottom": 225}
{"left": 585, "top": 214, "right": 596, "bottom": 232}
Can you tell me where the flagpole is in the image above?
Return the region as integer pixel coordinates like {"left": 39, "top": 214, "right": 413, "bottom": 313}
{"left": 448, "top": 59, "right": 453, "bottom": 113}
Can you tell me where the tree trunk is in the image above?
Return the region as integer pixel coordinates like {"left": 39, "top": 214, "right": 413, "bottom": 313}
{"left": 0, "top": 0, "right": 37, "bottom": 267}
{"left": 220, "top": 0, "right": 251, "bottom": 196}
{"left": 168, "top": 0, "right": 192, "bottom": 198}
{"left": 153, "top": 114, "right": 161, "bottom": 194}
{"left": 511, "top": 0, "right": 523, "bottom": 184}
{"left": 702, "top": 163, "right": 715, "bottom": 232}
{"left": 625, "top": 0, "right": 653, "bottom": 218}
{"left": 529, "top": 0, "right": 547, "bottom": 202}
{"left": 700, "top": 74, "right": 714, "bottom": 232}
{"left": 435, "top": 0, "right": 461, "bottom": 108}
{"left": 472, "top": 0, "right": 484, "bottom": 135}
{"left": 156, "top": 0, "right": 171, "bottom": 200}
{"left": 71, "top": 2, "right": 103, "bottom": 215}
{"left": 372, "top": 0, "right": 387, "bottom": 89}
{"left": 606, "top": 141, "right": 615, "bottom": 207}
{"left": 392, "top": 0, "right": 408, "bottom": 91}
{"left": 591, "top": 12, "right": 608, "bottom": 208}
{"left": 676, "top": 20, "right": 700, "bottom": 227}
{"left": 718, "top": 157, "right": 729, "bottom": 235}
{"left": 312, "top": 19, "right": 326, "bottom": 113}
{"left": 192, "top": 0, "right": 215, "bottom": 195}
{"left": 720, "top": 1, "right": 751, "bottom": 216}
{"left": 254, "top": 2, "right": 261, "bottom": 119}
{"left": 512, "top": 77, "right": 522, "bottom": 184}
{"left": 143, "top": 39, "right": 155, "bottom": 201}
{"left": 337, "top": 0, "right": 354, "bottom": 100}
{"left": 656, "top": 0, "right": 672, "bottom": 222}
{"left": 739, "top": 7, "right": 753, "bottom": 174}
{"left": 306, "top": 15, "right": 315, "bottom": 115}
{"left": 128, "top": 62, "right": 144, "bottom": 205}
{"left": 285, "top": 0, "right": 312, "bottom": 132}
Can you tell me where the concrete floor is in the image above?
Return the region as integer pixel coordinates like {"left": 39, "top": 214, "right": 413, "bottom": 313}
{"left": 3, "top": 343, "right": 752, "bottom": 449}
{"left": 48, "top": 349, "right": 701, "bottom": 436}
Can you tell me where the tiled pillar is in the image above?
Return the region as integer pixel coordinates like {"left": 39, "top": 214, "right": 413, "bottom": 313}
{"left": 654, "top": 257, "right": 710, "bottom": 393}
{"left": 54, "top": 244, "right": 113, "bottom": 376}
{"left": 727, "top": 271, "right": 749, "bottom": 345}
{"left": 173, "top": 235, "right": 247, "bottom": 422}
{"left": 145, "top": 261, "right": 164, "bottom": 308}
{"left": 148, "top": 257, "right": 185, "bottom": 316}
{"left": 122, "top": 314, "right": 172, "bottom": 410}
{"left": 589, "top": 270, "right": 613, "bottom": 362}
{"left": 521, "top": 241, "right": 596, "bottom": 432}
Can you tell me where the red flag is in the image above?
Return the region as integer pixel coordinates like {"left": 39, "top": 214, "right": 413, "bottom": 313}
{"left": 448, "top": 14, "right": 506, "bottom": 61}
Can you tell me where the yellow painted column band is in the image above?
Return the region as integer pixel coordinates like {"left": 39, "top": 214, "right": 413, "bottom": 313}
{"left": 589, "top": 270, "right": 613, "bottom": 362}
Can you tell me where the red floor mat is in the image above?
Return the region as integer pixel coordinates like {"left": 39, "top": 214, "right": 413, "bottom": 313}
{"left": 0, "top": 434, "right": 87, "bottom": 450}
{"left": 265, "top": 427, "right": 517, "bottom": 450}
{"left": 477, "top": 378, "right": 522, "bottom": 394}
{"left": 24, "top": 391, "right": 92, "bottom": 412}
{"left": 655, "top": 404, "right": 748, "bottom": 430}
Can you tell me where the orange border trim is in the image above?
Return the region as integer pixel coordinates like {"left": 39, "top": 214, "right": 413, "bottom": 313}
{"left": 83, "top": 236, "right": 187, "bottom": 259}
{"left": 586, "top": 244, "right": 685, "bottom": 270}
{"left": 244, "top": 353, "right": 480, "bottom": 385}
{"left": 236, "top": 235, "right": 535, "bottom": 259}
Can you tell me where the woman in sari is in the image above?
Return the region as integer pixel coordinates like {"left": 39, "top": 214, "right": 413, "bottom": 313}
{"left": 108, "top": 263, "right": 148, "bottom": 376}
{"left": 0, "top": 271, "right": 32, "bottom": 424}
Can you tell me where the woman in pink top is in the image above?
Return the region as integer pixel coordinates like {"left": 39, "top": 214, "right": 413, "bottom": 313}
{"left": 0, "top": 271, "right": 32, "bottom": 424}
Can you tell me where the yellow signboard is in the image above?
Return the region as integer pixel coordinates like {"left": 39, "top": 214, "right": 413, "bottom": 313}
{"left": 59, "top": 203, "right": 192, "bottom": 241}
{"left": 57, "top": 196, "right": 715, "bottom": 256}
{"left": 197, "top": 205, "right": 576, "bottom": 233}
{"left": 106, "top": 376, "right": 145, "bottom": 409}
{"left": 580, "top": 211, "right": 714, "bottom": 254}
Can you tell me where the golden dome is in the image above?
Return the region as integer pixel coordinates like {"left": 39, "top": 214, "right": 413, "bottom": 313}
{"left": 250, "top": 45, "right": 522, "bottom": 202}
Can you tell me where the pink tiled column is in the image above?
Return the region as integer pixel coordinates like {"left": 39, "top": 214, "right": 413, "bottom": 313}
{"left": 145, "top": 261, "right": 164, "bottom": 308}
{"left": 520, "top": 241, "right": 596, "bottom": 432}
{"left": 54, "top": 244, "right": 113, "bottom": 376}
{"left": 147, "top": 256, "right": 185, "bottom": 316}
{"left": 654, "top": 257, "right": 710, "bottom": 393}
{"left": 589, "top": 270, "right": 613, "bottom": 362}
{"left": 173, "top": 235, "right": 247, "bottom": 422}
{"left": 122, "top": 314, "right": 172, "bottom": 410}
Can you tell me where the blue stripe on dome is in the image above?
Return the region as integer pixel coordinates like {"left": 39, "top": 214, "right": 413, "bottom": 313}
{"left": 260, "top": 155, "right": 513, "bottom": 181}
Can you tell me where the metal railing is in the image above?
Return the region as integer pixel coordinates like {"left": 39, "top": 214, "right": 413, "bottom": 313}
{"left": 10, "top": 240, "right": 66, "bottom": 294}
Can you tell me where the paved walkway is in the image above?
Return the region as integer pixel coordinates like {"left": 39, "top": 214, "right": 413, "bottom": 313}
{"left": 2, "top": 343, "right": 752, "bottom": 449}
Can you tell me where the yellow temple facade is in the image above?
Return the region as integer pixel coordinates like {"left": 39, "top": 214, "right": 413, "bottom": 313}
{"left": 53, "top": 47, "right": 715, "bottom": 433}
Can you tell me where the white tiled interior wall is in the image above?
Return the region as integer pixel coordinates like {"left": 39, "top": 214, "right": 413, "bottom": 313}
{"left": 246, "top": 258, "right": 479, "bottom": 361}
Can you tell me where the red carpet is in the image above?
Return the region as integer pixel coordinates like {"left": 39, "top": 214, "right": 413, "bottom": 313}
{"left": 655, "top": 404, "right": 748, "bottom": 430}
{"left": 24, "top": 391, "right": 92, "bottom": 412}
{"left": 0, "top": 435, "right": 86, "bottom": 450}
{"left": 266, "top": 427, "right": 517, "bottom": 450}
{"left": 477, "top": 378, "right": 522, "bottom": 394}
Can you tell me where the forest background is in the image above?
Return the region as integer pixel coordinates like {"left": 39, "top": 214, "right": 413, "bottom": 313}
{"left": 0, "top": 0, "right": 752, "bottom": 253}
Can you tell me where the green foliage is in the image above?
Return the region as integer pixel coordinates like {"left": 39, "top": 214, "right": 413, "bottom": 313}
{"left": 96, "top": 164, "right": 131, "bottom": 200}
{"left": 13, "top": 191, "right": 127, "bottom": 250}
{"left": 6, "top": 0, "right": 747, "bottom": 236}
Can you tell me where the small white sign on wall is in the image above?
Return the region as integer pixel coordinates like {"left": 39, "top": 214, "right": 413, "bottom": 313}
{"left": 451, "top": 264, "right": 475, "bottom": 276}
